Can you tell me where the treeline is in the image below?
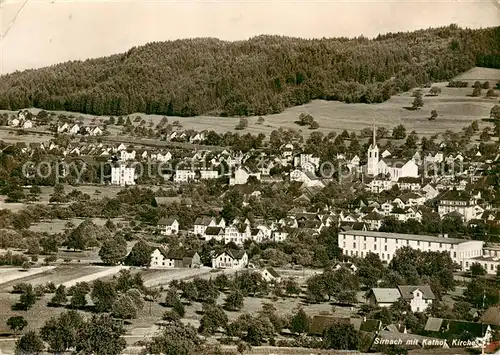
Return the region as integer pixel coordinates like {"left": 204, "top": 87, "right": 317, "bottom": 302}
{"left": 0, "top": 26, "right": 498, "bottom": 117}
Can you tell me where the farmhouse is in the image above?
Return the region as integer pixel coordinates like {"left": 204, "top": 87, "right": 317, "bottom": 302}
{"left": 260, "top": 267, "right": 281, "bottom": 283}
{"left": 150, "top": 248, "right": 200, "bottom": 268}
{"left": 211, "top": 249, "right": 248, "bottom": 269}
{"left": 366, "top": 285, "right": 435, "bottom": 313}
{"left": 157, "top": 217, "right": 179, "bottom": 235}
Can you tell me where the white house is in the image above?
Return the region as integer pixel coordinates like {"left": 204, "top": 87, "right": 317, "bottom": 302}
{"left": 437, "top": 190, "right": 483, "bottom": 221}
{"left": 229, "top": 166, "right": 261, "bottom": 186}
{"left": 200, "top": 169, "right": 219, "bottom": 180}
{"left": 290, "top": 169, "right": 325, "bottom": 188}
{"left": 120, "top": 149, "right": 136, "bottom": 161}
{"left": 68, "top": 124, "right": 80, "bottom": 135}
{"left": 111, "top": 164, "right": 135, "bottom": 186}
{"left": 367, "top": 285, "right": 435, "bottom": 313}
{"left": 174, "top": 169, "right": 196, "bottom": 183}
{"left": 157, "top": 218, "right": 180, "bottom": 235}
{"left": 397, "top": 285, "right": 435, "bottom": 313}
{"left": 211, "top": 250, "right": 248, "bottom": 269}
{"left": 261, "top": 268, "right": 281, "bottom": 283}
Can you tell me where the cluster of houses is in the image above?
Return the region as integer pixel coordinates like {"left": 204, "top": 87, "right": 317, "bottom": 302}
{"left": 7, "top": 110, "right": 35, "bottom": 129}
{"left": 55, "top": 122, "right": 104, "bottom": 136}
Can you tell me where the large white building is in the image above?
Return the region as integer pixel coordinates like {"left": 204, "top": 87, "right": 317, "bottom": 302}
{"left": 338, "top": 230, "right": 484, "bottom": 271}
{"left": 111, "top": 164, "right": 135, "bottom": 186}
{"left": 437, "top": 190, "right": 483, "bottom": 222}
{"left": 366, "top": 126, "right": 419, "bottom": 181}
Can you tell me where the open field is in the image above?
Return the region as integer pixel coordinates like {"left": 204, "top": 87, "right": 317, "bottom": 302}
{"left": 1, "top": 68, "right": 499, "bottom": 142}
{"left": 0, "top": 265, "right": 108, "bottom": 291}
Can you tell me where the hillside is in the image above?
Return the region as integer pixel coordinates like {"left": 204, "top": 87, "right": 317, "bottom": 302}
{"left": 0, "top": 25, "right": 499, "bottom": 117}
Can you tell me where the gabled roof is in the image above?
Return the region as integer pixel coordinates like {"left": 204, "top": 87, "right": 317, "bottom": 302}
{"left": 157, "top": 217, "right": 177, "bottom": 226}
{"left": 367, "top": 288, "right": 400, "bottom": 304}
{"left": 194, "top": 216, "right": 214, "bottom": 226}
{"left": 264, "top": 267, "right": 280, "bottom": 278}
{"left": 397, "top": 285, "right": 435, "bottom": 300}
{"left": 204, "top": 226, "right": 223, "bottom": 235}
{"left": 481, "top": 306, "right": 500, "bottom": 326}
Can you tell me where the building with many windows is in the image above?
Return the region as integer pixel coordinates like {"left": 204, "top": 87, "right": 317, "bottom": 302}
{"left": 338, "top": 230, "right": 484, "bottom": 270}
{"left": 111, "top": 164, "right": 135, "bottom": 186}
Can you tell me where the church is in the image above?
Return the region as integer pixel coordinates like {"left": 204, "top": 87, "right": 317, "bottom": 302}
{"left": 365, "top": 126, "right": 419, "bottom": 181}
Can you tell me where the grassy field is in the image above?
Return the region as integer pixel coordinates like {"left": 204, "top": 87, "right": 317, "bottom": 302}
{"left": 1, "top": 67, "right": 498, "bottom": 141}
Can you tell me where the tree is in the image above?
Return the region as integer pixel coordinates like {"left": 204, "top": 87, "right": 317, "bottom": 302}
{"left": 7, "top": 316, "right": 28, "bottom": 337}
{"left": 283, "top": 278, "right": 301, "bottom": 296}
{"left": 173, "top": 298, "right": 186, "bottom": 317}
{"left": 224, "top": 289, "right": 244, "bottom": 311}
{"left": 112, "top": 295, "right": 138, "bottom": 319}
{"left": 290, "top": 308, "right": 310, "bottom": 334}
{"left": 470, "top": 262, "right": 486, "bottom": 276}
{"left": 429, "top": 109, "right": 438, "bottom": 121}
{"left": 91, "top": 280, "right": 118, "bottom": 312}
{"left": 98, "top": 236, "right": 127, "bottom": 265}
{"left": 322, "top": 322, "right": 359, "bottom": 350}
{"left": 235, "top": 118, "right": 248, "bottom": 130}
{"left": 40, "top": 311, "right": 83, "bottom": 352}
{"left": 143, "top": 322, "right": 203, "bottom": 355}
{"left": 199, "top": 304, "right": 228, "bottom": 334}
{"left": 19, "top": 284, "right": 36, "bottom": 310}
{"left": 50, "top": 285, "right": 67, "bottom": 306}
{"left": 472, "top": 81, "right": 482, "bottom": 97}
{"left": 490, "top": 105, "right": 500, "bottom": 120}
{"left": 15, "top": 330, "right": 44, "bottom": 355}
{"left": 411, "top": 90, "right": 423, "bottom": 110}
{"left": 392, "top": 124, "right": 406, "bottom": 139}
{"left": 429, "top": 86, "right": 441, "bottom": 96}
{"left": 75, "top": 314, "right": 126, "bottom": 355}
{"left": 310, "top": 121, "right": 320, "bottom": 130}
{"left": 486, "top": 88, "right": 498, "bottom": 98}
{"left": 70, "top": 282, "right": 90, "bottom": 309}
{"left": 480, "top": 127, "right": 491, "bottom": 142}
{"left": 126, "top": 240, "right": 153, "bottom": 266}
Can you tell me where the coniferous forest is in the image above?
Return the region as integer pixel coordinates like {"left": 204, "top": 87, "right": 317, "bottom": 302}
{"left": 0, "top": 25, "right": 499, "bottom": 117}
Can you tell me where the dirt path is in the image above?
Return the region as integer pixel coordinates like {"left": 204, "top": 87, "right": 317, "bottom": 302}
{"left": 0, "top": 266, "right": 56, "bottom": 285}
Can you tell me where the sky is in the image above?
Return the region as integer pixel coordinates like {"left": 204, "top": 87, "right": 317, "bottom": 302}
{"left": 0, "top": 0, "right": 499, "bottom": 74}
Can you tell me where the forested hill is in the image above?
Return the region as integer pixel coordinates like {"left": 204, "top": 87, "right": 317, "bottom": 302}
{"left": 0, "top": 25, "right": 499, "bottom": 117}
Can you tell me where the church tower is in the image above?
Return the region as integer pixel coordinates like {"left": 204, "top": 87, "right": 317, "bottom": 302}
{"left": 367, "top": 122, "right": 379, "bottom": 176}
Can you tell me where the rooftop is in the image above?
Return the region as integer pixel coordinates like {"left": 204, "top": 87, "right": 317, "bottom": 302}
{"left": 338, "top": 230, "right": 476, "bottom": 245}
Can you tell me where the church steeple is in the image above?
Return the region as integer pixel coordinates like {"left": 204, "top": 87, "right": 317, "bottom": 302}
{"left": 367, "top": 119, "right": 379, "bottom": 176}
{"left": 372, "top": 120, "right": 376, "bottom": 148}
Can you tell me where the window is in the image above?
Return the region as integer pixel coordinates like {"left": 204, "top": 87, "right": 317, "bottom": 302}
{"left": 364, "top": 236, "right": 366, "bottom": 241}
{"left": 417, "top": 241, "right": 420, "bottom": 246}
{"left": 439, "top": 243, "right": 443, "bottom": 248}
{"left": 453, "top": 252, "right": 456, "bottom": 258}
{"left": 385, "top": 238, "right": 387, "bottom": 243}
{"left": 395, "top": 239, "right": 398, "bottom": 244}
{"left": 407, "top": 240, "right": 410, "bottom": 245}
{"left": 374, "top": 245, "right": 377, "bottom": 250}
{"left": 353, "top": 243, "right": 356, "bottom": 249}
{"left": 384, "top": 245, "right": 388, "bottom": 252}
{"left": 374, "top": 237, "right": 377, "bottom": 242}
{"left": 363, "top": 244, "right": 367, "bottom": 250}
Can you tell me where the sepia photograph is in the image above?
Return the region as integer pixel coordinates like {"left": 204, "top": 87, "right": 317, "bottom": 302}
{"left": 0, "top": 0, "right": 499, "bottom": 354}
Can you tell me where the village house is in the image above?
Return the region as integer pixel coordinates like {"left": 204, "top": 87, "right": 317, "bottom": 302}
{"left": 211, "top": 249, "right": 248, "bottom": 269}
{"left": 157, "top": 218, "right": 180, "bottom": 235}
{"left": 436, "top": 189, "right": 483, "bottom": 221}
{"left": 229, "top": 166, "right": 261, "bottom": 185}
{"left": 150, "top": 248, "right": 201, "bottom": 268}
{"left": 193, "top": 216, "right": 225, "bottom": 235}
{"left": 260, "top": 268, "right": 281, "bottom": 283}
{"left": 120, "top": 149, "right": 136, "bottom": 161}
{"left": 111, "top": 164, "right": 135, "bottom": 186}
{"left": 366, "top": 285, "right": 435, "bottom": 313}
{"left": 174, "top": 168, "right": 196, "bottom": 183}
